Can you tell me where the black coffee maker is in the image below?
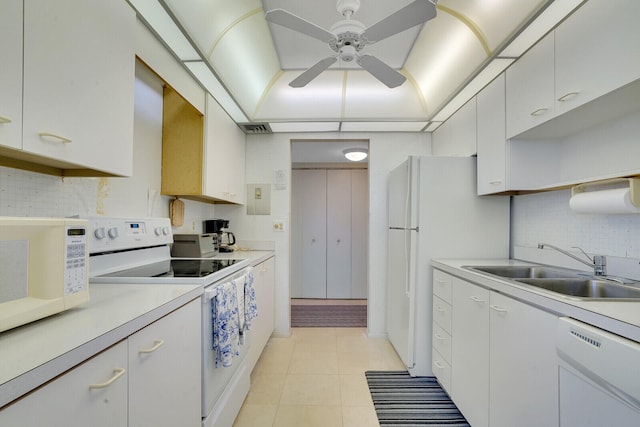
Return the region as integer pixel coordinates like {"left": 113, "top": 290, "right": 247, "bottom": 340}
{"left": 203, "top": 219, "right": 236, "bottom": 252}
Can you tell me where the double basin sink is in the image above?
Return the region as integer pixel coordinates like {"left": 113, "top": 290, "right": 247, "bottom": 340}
{"left": 466, "top": 265, "right": 640, "bottom": 300}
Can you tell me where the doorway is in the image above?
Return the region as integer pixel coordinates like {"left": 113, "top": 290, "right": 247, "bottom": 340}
{"left": 290, "top": 140, "right": 369, "bottom": 326}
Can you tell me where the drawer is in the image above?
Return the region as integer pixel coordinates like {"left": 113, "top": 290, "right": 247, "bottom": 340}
{"left": 433, "top": 270, "right": 452, "bottom": 303}
{"left": 433, "top": 295, "right": 452, "bottom": 333}
{"left": 432, "top": 349, "right": 452, "bottom": 394}
{"left": 432, "top": 323, "right": 451, "bottom": 363}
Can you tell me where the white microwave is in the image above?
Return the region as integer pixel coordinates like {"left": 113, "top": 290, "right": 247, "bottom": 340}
{"left": 0, "top": 217, "right": 89, "bottom": 332}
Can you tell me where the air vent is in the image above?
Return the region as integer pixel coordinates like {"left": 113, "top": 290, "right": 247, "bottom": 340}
{"left": 239, "top": 123, "right": 272, "bottom": 134}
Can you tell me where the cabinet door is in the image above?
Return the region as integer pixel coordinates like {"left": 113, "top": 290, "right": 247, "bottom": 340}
{"left": 506, "top": 32, "right": 555, "bottom": 138}
{"left": 300, "top": 169, "right": 327, "bottom": 298}
{"left": 477, "top": 74, "right": 506, "bottom": 195}
{"left": 0, "top": 341, "right": 128, "bottom": 427}
{"left": 128, "top": 299, "right": 201, "bottom": 427}
{"left": 451, "top": 279, "right": 490, "bottom": 427}
{"left": 555, "top": 0, "right": 640, "bottom": 116}
{"left": 351, "top": 169, "right": 368, "bottom": 298}
{"left": 489, "top": 292, "right": 559, "bottom": 427}
{"left": 247, "top": 257, "right": 276, "bottom": 371}
{"left": 22, "top": 0, "right": 135, "bottom": 176}
{"left": 327, "top": 169, "right": 352, "bottom": 298}
{"left": 0, "top": 0, "right": 22, "bottom": 150}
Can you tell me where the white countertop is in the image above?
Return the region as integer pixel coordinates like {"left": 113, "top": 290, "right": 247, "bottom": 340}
{"left": 0, "top": 250, "right": 274, "bottom": 408}
{"left": 432, "top": 259, "right": 640, "bottom": 343}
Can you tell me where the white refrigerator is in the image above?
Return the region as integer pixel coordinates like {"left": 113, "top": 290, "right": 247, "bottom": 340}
{"left": 387, "top": 156, "right": 510, "bottom": 377}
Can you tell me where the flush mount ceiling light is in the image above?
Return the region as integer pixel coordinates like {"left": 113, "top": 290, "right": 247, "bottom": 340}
{"left": 343, "top": 148, "right": 368, "bottom": 161}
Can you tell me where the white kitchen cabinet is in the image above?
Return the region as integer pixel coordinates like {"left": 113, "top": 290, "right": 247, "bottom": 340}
{"left": 291, "top": 169, "right": 368, "bottom": 299}
{"left": 17, "top": 0, "right": 135, "bottom": 176}
{"left": 506, "top": 32, "right": 555, "bottom": 139}
{"left": 247, "top": 256, "right": 275, "bottom": 371}
{"left": 0, "top": 0, "right": 22, "bottom": 150}
{"left": 489, "top": 291, "right": 559, "bottom": 427}
{"left": 128, "top": 298, "right": 201, "bottom": 427}
{"left": 0, "top": 340, "right": 128, "bottom": 427}
{"left": 554, "top": 0, "right": 640, "bottom": 117}
{"left": 432, "top": 269, "right": 453, "bottom": 394}
{"left": 432, "top": 97, "right": 477, "bottom": 156}
{"left": 476, "top": 74, "right": 507, "bottom": 195}
{"left": 451, "top": 278, "right": 490, "bottom": 427}
{"left": 162, "top": 90, "right": 246, "bottom": 204}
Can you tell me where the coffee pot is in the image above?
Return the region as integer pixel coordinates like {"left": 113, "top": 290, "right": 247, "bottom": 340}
{"left": 220, "top": 231, "right": 236, "bottom": 246}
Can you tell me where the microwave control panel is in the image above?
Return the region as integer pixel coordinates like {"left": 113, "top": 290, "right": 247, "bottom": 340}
{"left": 64, "top": 226, "right": 87, "bottom": 295}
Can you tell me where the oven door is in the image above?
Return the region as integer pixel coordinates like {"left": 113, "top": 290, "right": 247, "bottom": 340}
{"left": 201, "top": 277, "right": 252, "bottom": 427}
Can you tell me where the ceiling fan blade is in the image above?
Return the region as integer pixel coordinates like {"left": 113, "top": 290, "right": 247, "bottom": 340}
{"left": 265, "top": 9, "right": 335, "bottom": 43}
{"left": 357, "top": 55, "right": 406, "bottom": 88}
{"left": 289, "top": 56, "right": 338, "bottom": 88}
{"left": 362, "top": 0, "right": 437, "bottom": 43}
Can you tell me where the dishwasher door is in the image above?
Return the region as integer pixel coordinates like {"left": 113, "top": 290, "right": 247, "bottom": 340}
{"left": 556, "top": 317, "right": 640, "bottom": 427}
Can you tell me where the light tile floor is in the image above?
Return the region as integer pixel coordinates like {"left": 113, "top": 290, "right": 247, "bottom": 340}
{"left": 233, "top": 327, "right": 406, "bottom": 427}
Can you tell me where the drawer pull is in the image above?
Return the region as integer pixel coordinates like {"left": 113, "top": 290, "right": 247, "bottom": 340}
{"left": 434, "top": 361, "right": 445, "bottom": 369}
{"left": 557, "top": 92, "right": 579, "bottom": 102}
{"left": 89, "top": 368, "right": 125, "bottom": 389}
{"left": 139, "top": 339, "right": 165, "bottom": 354}
{"left": 469, "top": 296, "right": 486, "bottom": 303}
{"left": 490, "top": 304, "right": 508, "bottom": 313}
{"left": 38, "top": 132, "right": 72, "bottom": 144}
{"left": 489, "top": 180, "right": 503, "bottom": 185}
{"left": 0, "top": 115, "right": 12, "bottom": 124}
{"left": 435, "top": 306, "right": 446, "bottom": 313}
{"left": 435, "top": 333, "right": 445, "bottom": 341}
{"left": 530, "top": 108, "right": 548, "bottom": 117}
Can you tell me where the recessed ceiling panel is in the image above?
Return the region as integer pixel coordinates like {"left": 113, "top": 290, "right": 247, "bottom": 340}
{"left": 255, "top": 70, "right": 344, "bottom": 121}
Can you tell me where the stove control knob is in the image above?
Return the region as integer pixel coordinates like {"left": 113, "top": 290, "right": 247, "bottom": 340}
{"left": 163, "top": 226, "right": 171, "bottom": 236}
{"left": 94, "top": 227, "right": 106, "bottom": 240}
{"left": 107, "top": 227, "right": 119, "bottom": 239}
{"left": 154, "top": 227, "right": 163, "bottom": 236}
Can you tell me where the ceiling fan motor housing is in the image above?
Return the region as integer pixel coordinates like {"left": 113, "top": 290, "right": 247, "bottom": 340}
{"left": 337, "top": 0, "right": 360, "bottom": 17}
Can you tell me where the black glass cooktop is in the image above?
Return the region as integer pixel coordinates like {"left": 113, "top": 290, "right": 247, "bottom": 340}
{"left": 100, "top": 259, "right": 238, "bottom": 278}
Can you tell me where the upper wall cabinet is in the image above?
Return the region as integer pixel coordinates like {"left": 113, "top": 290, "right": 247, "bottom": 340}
{"left": 162, "top": 90, "right": 246, "bottom": 204}
{"left": 506, "top": 0, "right": 640, "bottom": 140}
{"left": 0, "top": 0, "right": 136, "bottom": 177}
{"left": 432, "top": 97, "right": 477, "bottom": 156}
{"left": 477, "top": 74, "right": 506, "bottom": 195}
{"left": 0, "top": 0, "right": 22, "bottom": 151}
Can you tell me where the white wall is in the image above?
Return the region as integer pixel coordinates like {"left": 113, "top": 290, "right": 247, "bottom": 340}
{"left": 217, "top": 132, "right": 430, "bottom": 337}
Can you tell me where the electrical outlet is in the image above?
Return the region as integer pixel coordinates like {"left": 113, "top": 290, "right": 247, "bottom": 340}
{"left": 273, "top": 221, "right": 285, "bottom": 232}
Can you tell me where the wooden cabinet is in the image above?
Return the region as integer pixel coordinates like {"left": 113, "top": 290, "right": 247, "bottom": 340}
{"left": 1, "top": 0, "right": 135, "bottom": 177}
{"left": 476, "top": 74, "right": 507, "bottom": 195}
{"left": 0, "top": 341, "right": 129, "bottom": 427}
{"left": 291, "top": 169, "right": 367, "bottom": 299}
{"left": 247, "top": 256, "right": 276, "bottom": 372}
{"left": 451, "top": 278, "right": 490, "bottom": 427}
{"left": 554, "top": 0, "right": 640, "bottom": 117}
{"left": 505, "top": 32, "right": 555, "bottom": 139}
{"left": 489, "top": 292, "right": 559, "bottom": 427}
{"left": 435, "top": 270, "right": 559, "bottom": 427}
{"left": 162, "top": 90, "right": 246, "bottom": 204}
{"left": 128, "top": 298, "right": 201, "bottom": 427}
{"left": 0, "top": 0, "right": 22, "bottom": 150}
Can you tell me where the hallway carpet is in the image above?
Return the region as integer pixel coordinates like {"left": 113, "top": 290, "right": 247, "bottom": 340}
{"left": 365, "top": 371, "right": 470, "bottom": 426}
{"left": 291, "top": 305, "right": 367, "bottom": 327}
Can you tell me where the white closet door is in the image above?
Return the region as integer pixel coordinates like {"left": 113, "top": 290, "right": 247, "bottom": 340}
{"left": 326, "top": 170, "right": 352, "bottom": 298}
{"left": 290, "top": 170, "right": 304, "bottom": 298}
{"left": 351, "top": 169, "right": 368, "bottom": 298}
{"left": 301, "top": 170, "right": 327, "bottom": 298}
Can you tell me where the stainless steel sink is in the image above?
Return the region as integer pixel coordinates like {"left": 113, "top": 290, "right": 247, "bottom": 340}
{"left": 468, "top": 265, "right": 578, "bottom": 279}
{"left": 515, "top": 278, "right": 640, "bottom": 300}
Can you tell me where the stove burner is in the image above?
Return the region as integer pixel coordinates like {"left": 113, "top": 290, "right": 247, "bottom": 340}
{"left": 99, "top": 259, "right": 239, "bottom": 278}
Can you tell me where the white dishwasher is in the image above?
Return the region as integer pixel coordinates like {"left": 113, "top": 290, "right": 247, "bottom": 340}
{"left": 556, "top": 317, "right": 640, "bottom": 426}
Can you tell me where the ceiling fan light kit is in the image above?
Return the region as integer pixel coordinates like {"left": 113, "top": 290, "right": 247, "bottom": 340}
{"left": 265, "top": 0, "right": 437, "bottom": 88}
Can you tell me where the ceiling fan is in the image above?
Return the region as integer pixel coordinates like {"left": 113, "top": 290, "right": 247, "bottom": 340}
{"left": 265, "top": 0, "right": 437, "bottom": 88}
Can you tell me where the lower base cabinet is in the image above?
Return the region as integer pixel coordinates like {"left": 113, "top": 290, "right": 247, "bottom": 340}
{"left": 438, "top": 271, "right": 560, "bottom": 427}
{"left": 247, "top": 256, "right": 276, "bottom": 371}
{"left": 0, "top": 298, "right": 201, "bottom": 427}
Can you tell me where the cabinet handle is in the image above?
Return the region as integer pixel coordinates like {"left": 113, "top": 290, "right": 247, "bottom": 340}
{"left": 337, "top": 239, "right": 341, "bottom": 244}
{"left": 489, "top": 180, "right": 503, "bottom": 185}
{"left": 530, "top": 108, "right": 548, "bottom": 117}
{"left": 38, "top": 132, "right": 72, "bottom": 144}
{"left": 311, "top": 238, "right": 316, "bottom": 243}
{"left": 469, "top": 296, "right": 486, "bottom": 304}
{"left": 490, "top": 304, "right": 508, "bottom": 313}
{"left": 89, "top": 368, "right": 126, "bottom": 389}
{"left": 0, "top": 115, "right": 12, "bottom": 124}
{"left": 435, "top": 305, "right": 446, "bottom": 313}
{"left": 139, "top": 339, "right": 165, "bottom": 354}
{"left": 435, "top": 333, "right": 445, "bottom": 341}
{"left": 557, "top": 92, "right": 579, "bottom": 102}
{"left": 434, "top": 361, "right": 445, "bottom": 369}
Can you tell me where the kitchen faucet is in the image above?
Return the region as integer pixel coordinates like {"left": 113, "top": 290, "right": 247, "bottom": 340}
{"left": 537, "top": 243, "right": 607, "bottom": 276}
